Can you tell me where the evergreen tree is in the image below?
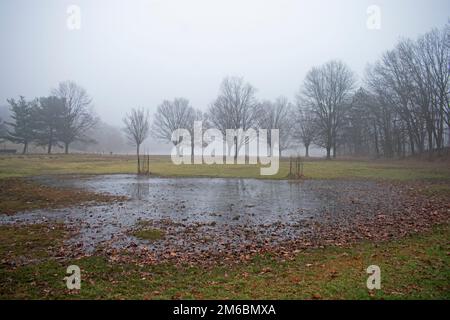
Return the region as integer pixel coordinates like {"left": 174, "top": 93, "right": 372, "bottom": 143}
{"left": 34, "top": 96, "right": 65, "bottom": 154}
{"left": 5, "top": 96, "right": 37, "bottom": 154}
{"left": 0, "top": 117, "right": 5, "bottom": 143}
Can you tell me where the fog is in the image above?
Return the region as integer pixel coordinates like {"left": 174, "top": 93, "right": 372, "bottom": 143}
{"left": 0, "top": 0, "right": 449, "bottom": 154}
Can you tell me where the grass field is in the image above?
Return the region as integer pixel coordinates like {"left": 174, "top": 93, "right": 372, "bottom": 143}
{"left": 1, "top": 154, "right": 449, "bottom": 181}
{"left": 0, "top": 222, "right": 448, "bottom": 299}
{"left": 0, "top": 154, "right": 449, "bottom": 300}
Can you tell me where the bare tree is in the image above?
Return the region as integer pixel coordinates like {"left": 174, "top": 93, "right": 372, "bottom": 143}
{"left": 396, "top": 38, "right": 434, "bottom": 154}
{"left": 258, "top": 96, "right": 294, "bottom": 157}
{"left": 365, "top": 62, "right": 400, "bottom": 157}
{"left": 415, "top": 27, "right": 449, "bottom": 152}
{"left": 52, "top": 81, "right": 98, "bottom": 154}
{"left": 294, "top": 107, "right": 317, "bottom": 157}
{"left": 208, "top": 76, "right": 259, "bottom": 159}
{"left": 151, "top": 98, "right": 202, "bottom": 157}
{"left": 364, "top": 24, "right": 449, "bottom": 157}
{"left": 333, "top": 24, "right": 449, "bottom": 159}
{"left": 123, "top": 108, "right": 150, "bottom": 173}
{"left": 299, "top": 60, "right": 356, "bottom": 158}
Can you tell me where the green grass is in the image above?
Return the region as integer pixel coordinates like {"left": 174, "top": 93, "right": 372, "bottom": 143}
{"left": 131, "top": 221, "right": 165, "bottom": 241}
{"left": 1, "top": 154, "right": 449, "bottom": 299}
{"left": 0, "top": 223, "right": 67, "bottom": 262}
{"left": 1, "top": 154, "right": 449, "bottom": 181}
{"left": 0, "top": 223, "right": 448, "bottom": 299}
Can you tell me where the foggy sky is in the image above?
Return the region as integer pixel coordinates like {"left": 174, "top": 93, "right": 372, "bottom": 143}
{"left": 1, "top": 0, "right": 449, "bottom": 129}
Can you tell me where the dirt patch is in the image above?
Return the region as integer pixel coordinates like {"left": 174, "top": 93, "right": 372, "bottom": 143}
{"left": 0, "top": 178, "right": 128, "bottom": 215}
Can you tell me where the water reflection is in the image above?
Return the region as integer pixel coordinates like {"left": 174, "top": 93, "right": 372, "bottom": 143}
{"left": 51, "top": 175, "right": 320, "bottom": 225}
{"left": 125, "top": 181, "right": 150, "bottom": 200}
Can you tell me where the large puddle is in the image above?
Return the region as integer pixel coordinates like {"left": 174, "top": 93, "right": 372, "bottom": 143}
{"left": 0, "top": 175, "right": 402, "bottom": 256}
{"left": 38, "top": 175, "right": 324, "bottom": 223}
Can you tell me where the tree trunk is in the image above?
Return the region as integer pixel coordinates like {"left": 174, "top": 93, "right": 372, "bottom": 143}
{"left": 373, "top": 122, "right": 379, "bottom": 157}
{"left": 136, "top": 144, "right": 140, "bottom": 174}
{"left": 22, "top": 142, "right": 28, "bottom": 154}
{"left": 326, "top": 146, "right": 331, "bottom": 159}
{"left": 448, "top": 126, "right": 450, "bottom": 148}
{"left": 305, "top": 144, "right": 309, "bottom": 157}
{"left": 410, "top": 138, "right": 415, "bottom": 156}
{"left": 428, "top": 129, "right": 433, "bottom": 159}
{"left": 326, "top": 129, "right": 332, "bottom": 159}
{"left": 47, "top": 129, "right": 53, "bottom": 154}
{"left": 234, "top": 137, "right": 238, "bottom": 161}
{"left": 191, "top": 138, "right": 195, "bottom": 164}
{"left": 434, "top": 116, "right": 444, "bottom": 154}
{"left": 65, "top": 142, "right": 69, "bottom": 154}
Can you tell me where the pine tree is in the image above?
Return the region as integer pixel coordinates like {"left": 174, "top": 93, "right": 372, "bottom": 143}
{"left": 34, "top": 96, "right": 65, "bottom": 154}
{"left": 0, "top": 117, "right": 5, "bottom": 143}
{"left": 5, "top": 96, "right": 37, "bottom": 154}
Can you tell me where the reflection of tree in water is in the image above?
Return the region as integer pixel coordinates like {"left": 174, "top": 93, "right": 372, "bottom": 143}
{"left": 126, "top": 182, "right": 150, "bottom": 200}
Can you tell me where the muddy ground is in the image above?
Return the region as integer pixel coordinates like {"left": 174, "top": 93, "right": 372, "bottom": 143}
{"left": 0, "top": 175, "right": 448, "bottom": 266}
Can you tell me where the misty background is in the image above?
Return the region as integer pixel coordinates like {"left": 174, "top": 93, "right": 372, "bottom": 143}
{"left": 0, "top": 0, "right": 449, "bottom": 155}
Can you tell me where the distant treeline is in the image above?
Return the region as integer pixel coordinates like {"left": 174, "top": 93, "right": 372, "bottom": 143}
{"left": 0, "top": 81, "right": 97, "bottom": 154}
{"left": 1, "top": 24, "right": 449, "bottom": 158}
{"left": 344, "top": 25, "right": 449, "bottom": 158}
{"left": 148, "top": 24, "right": 450, "bottom": 159}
